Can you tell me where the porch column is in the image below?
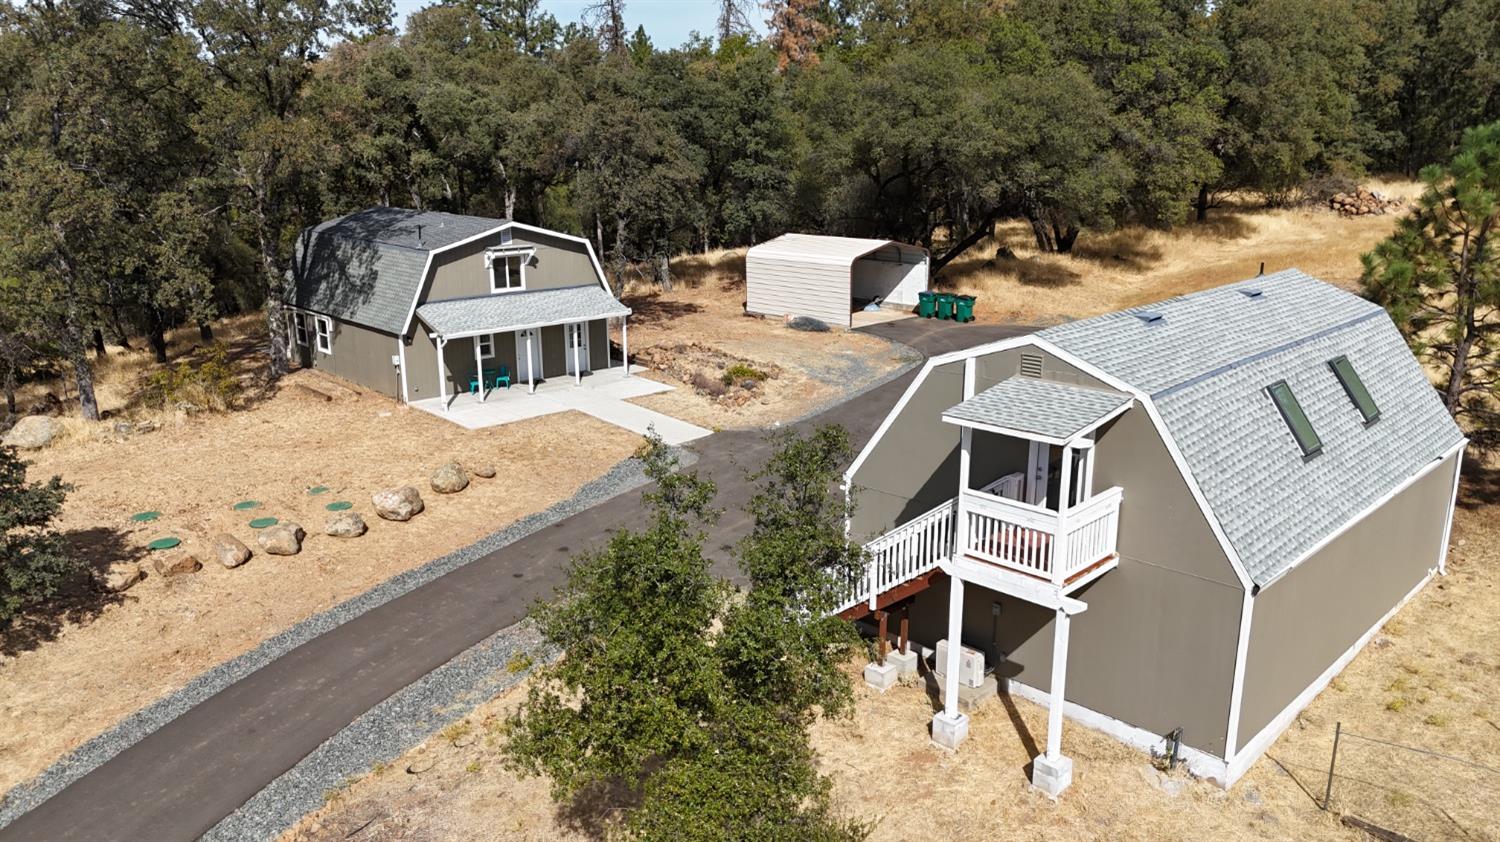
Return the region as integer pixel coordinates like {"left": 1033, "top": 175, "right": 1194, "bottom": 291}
{"left": 931, "top": 575, "right": 969, "bottom": 750}
{"left": 956, "top": 426, "right": 972, "bottom": 557}
{"left": 473, "top": 336, "right": 485, "bottom": 402}
{"left": 526, "top": 331, "right": 535, "bottom": 394}
{"left": 1077, "top": 439, "right": 1095, "bottom": 500}
{"left": 572, "top": 322, "right": 582, "bottom": 386}
{"left": 621, "top": 317, "right": 629, "bottom": 376}
{"left": 1032, "top": 607, "right": 1074, "bottom": 796}
{"left": 1053, "top": 444, "right": 1074, "bottom": 585}
{"left": 435, "top": 336, "right": 448, "bottom": 411}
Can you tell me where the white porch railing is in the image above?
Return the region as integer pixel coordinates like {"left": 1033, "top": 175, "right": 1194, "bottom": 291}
{"left": 838, "top": 498, "right": 956, "bottom": 614}
{"left": 960, "top": 486, "right": 1123, "bottom": 585}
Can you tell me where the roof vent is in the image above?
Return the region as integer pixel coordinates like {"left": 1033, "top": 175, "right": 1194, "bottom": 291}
{"left": 1019, "top": 352, "right": 1044, "bottom": 378}
{"left": 1239, "top": 288, "right": 1264, "bottom": 299}
{"left": 1133, "top": 310, "right": 1165, "bottom": 324}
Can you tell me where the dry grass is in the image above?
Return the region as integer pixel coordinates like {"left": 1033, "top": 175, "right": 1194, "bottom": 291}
{"left": 0, "top": 318, "right": 642, "bottom": 794}
{"left": 937, "top": 179, "right": 1424, "bottom": 325}
{"left": 283, "top": 470, "right": 1499, "bottom": 842}
{"left": 619, "top": 249, "right": 912, "bottom": 430}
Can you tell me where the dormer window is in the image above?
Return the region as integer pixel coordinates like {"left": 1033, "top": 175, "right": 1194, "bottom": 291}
{"left": 486, "top": 246, "right": 532, "bottom": 293}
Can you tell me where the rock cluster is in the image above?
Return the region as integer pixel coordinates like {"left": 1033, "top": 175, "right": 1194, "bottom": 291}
{"left": 1328, "top": 188, "right": 1403, "bottom": 216}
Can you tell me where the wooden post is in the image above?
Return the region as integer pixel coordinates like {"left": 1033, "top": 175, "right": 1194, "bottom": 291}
{"left": 899, "top": 608, "right": 910, "bottom": 656}
{"left": 1323, "top": 722, "right": 1342, "bottom": 810}
{"left": 876, "top": 610, "right": 888, "bottom": 666}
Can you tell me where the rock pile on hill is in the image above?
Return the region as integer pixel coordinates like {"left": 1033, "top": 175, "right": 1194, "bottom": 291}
{"left": 1328, "top": 188, "right": 1404, "bottom": 216}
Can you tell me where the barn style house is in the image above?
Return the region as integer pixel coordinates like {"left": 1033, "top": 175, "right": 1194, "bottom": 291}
{"left": 842, "top": 270, "right": 1465, "bottom": 795}
{"left": 284, "top": 207, "right": 630, "bottom": 406}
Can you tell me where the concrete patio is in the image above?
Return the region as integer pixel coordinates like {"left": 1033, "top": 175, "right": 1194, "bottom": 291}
{"left": 410, "top": 365, "right": 712, "bottom": 445}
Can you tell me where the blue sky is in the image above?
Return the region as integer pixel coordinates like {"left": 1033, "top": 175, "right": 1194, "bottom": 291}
{"left": 389, "top": 1, "right": 769, "bottom": 48}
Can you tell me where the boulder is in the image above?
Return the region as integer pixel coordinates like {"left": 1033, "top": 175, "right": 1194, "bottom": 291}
{"left": 105, "top": 564, "right": 145, "bottom": 592}
{"left": 471, "top": 464, "right": 497, "bottom": 479}
{"left": 258, "top": 522, "right": 306, "bottom": 555}
{"left": 211, "top": 533, "right": 252, "bottom": 568}
{"left": 373, "top": 486, "right": 424, "bottom": 521}
{"left": 431, "top": 461, "right": 469, "bottom": 494}
{"left": 324, "top": 511, "right": 367, "bottom": 538}
{"left": 153, "top": 553, "right": 202, "bottom": 578}
{"left": 2, "top": 415, "right": 58, "bottom": 450}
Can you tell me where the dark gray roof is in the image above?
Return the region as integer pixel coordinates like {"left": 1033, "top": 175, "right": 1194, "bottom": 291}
{"left": 1036, "top": 270, "right": 1463, "bottom": 586}
{"left": 288, "top": 208, "right": 506, "bottom": 334}
{"left": 945, "top": 376, "right": 1130, "bottom": 443}
{"left": 416, "top": 285, "right": 629, "bottom": 336}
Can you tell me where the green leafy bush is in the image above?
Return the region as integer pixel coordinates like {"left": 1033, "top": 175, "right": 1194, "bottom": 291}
{"left": 721, "top": 363, "right": 768, "bottom": 387}
{"left": 142, "top": 343, "right": 241, "bottom": 412}
{"left": 1, "top": 446, "right": 76, "bottom": 624}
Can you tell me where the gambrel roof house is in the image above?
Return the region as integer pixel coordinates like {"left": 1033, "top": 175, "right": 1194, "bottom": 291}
{"left": 285, "top": 207, "right": 630, "bottom": 407}
{"left": 843, "top": 270, "right": 1465, "bottom": 795}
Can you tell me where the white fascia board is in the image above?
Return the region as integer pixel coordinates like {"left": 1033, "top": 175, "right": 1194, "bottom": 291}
{"left": 1223, "top": 588, "right": 1255, "bottom": 758}
{"left": 502, "top": 221, "right": 614, "bottom": 294}
{"left": 940, "top": 415, "right": 1072, "bottom": 447}
{"left": 397, "top": 225, "right": 510, "bottom": 338}
{"left": 429, "top": 312, "right": 630, "bottom": 342}
{"left": 1254, "top": 438, "right": 1469, "bottom": 590}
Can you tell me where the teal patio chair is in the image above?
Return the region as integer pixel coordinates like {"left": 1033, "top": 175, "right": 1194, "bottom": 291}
{"left": 494, "top": 364, "right": 512, "bottom": 390}
{"left": 468, "top": 375, "right": 482, "bottom": 395}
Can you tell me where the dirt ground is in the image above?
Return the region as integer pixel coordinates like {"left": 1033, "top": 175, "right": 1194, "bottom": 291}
{"left": 933, "top": 179, "right": 1423, "bottom": 326}
{"left": 621, "top": 251, "right": 914, "bottom": 430}
{"left": 0, "top": 318, "right": 642, "bottom": 794}
{"left": 283, "top": 459, "right": 1498, "bottom": 842}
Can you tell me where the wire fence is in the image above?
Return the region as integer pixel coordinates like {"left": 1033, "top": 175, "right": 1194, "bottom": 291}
{"left": 1321, "top": 722, "right": 1500, "bottom": 841}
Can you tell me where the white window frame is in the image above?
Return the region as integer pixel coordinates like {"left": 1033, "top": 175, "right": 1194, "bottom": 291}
{"left": 477, "top": 333, "right": 495, "bottom": 359}
{"left": 489, "top": 254, "right": 526, "bottom": 293}
{"left": 292, "top": 311, "right": 309, "bottom": 346}
{"left": 314, "top": 315, "right": 333, "bottom": 355}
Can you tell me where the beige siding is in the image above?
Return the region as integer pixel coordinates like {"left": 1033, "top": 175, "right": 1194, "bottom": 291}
{"left": 589, "top": 319, "right": 611, "bottom": 370}
{"left": 425, "top": 229, "right": 601, "bottom": 302}
{"left": 300, "top": 316, "right": 400, "bottom": 398}
{"left": 1236, "top": 452, "right": 1459, "bottom": 750}
{"left": 745, "top": 254, "right": 852, "bottom": 328}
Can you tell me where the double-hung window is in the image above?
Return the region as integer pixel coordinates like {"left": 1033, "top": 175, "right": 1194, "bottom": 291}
{"left": 1267, "top": 380, "right": 1322, "bottom": 458}
{"left": 478, "top": 334, "right": 495, "bottom": 359}
{"left": 489, "top": 253, "right": 526, "bottom": 292}
{"left": 292, "top": 312, "right": 309, "bottom": 346}
{"left": 314, "top": 315, "right": 333, "bottom": 354}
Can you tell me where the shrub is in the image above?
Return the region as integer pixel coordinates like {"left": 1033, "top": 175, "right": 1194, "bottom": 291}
{"left": 720, "top": 363, "right": 768, "bottom": 387}
{"left": 142, "top": 343, "right": 241, "bottom": 412}
{"left": 689, "top": 371, "right": 729, "bottom": 398}
{"left": 0, "top": 446, "right": 76, "bottom": 624}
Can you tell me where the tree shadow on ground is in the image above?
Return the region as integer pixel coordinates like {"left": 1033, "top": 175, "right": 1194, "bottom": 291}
{"left": 1, "top": 525, "right": 143, "bottom": 656}
{"left": 620, "top": 293, "right": 704, "bottom": 328}
{"left": 107, "top": 323, "right": 281, "bottom": 420}
{"left": 1457, "top": 451, "right": 1498, "bottom": 511}
{"left": 555, "top": 775, "right": 642, "bottom": 840}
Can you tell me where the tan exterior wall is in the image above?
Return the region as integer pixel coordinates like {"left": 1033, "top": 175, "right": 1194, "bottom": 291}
{"left": 589, "top": 319, "right": 610, "bottom": 370}
{"left": 425, "top": 229, "right": 601, "bottom": 302}
{"left": 295, "top": 315, "right": 400, "bottom": 399}
{"left": 403, "top": 319, "right": 610, "bottom": 398}
{"left": 1235, "top": 451, "right": 1459, "bottom": 750}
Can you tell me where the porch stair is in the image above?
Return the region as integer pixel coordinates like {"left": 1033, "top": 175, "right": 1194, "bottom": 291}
{"left": 837, "top": 498, "right": 957, "bottom": 617}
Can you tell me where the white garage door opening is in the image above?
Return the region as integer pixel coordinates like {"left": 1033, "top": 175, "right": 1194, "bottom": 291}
{"left": 745, "top": 233, "right": 930, "bottom": 330}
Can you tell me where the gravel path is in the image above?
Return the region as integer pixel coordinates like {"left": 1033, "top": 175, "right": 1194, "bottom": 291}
{"left": 0, "top": 451, "right": 689, "bottom": 831}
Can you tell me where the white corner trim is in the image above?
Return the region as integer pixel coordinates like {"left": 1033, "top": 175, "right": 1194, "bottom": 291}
{"left": 1224, "top": 564, "right": 1438, "bottom": 784}
{"left": 1004, "top": 678, "right": 1230, "bottom": 785}
{"left": 1256, "top": 439, "right": 1468, "bottom": 590}
{"left": 1223, "top": 588, "right": 1255, "bottom": 758}
{"left": 397, "top": 336, "right": 409, "bottom": 403}
{"left": 1438, "top": 442, "right": 1465, "bottom": 575}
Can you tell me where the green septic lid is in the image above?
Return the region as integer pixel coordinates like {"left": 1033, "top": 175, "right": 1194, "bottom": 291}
{"left": 307, "top": 485, "right": 330, "bottom": 495}
{"left": 146, "top": 536, "right": 181, "bottom": 551}
{"left": 130, "top": 511, "right": 162, "bottom": 523}
{"left": 248, "top": 516, "right": 279, "bottom": 529}
{"left": 232, "top": 500, "right": 261, "bottom": 511}
{"left": 325, "top": 501, "right": 353, "bottom": 512}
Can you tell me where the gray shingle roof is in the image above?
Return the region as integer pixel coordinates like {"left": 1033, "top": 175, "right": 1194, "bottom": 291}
{"left": 1036, "top": 270, "right": 1463, "bottom": 586}
{"left": 288, "top": 208, "right": 506, "bottom": 334}
{"left": 416, "top": 285, "right": 629, "bottom": 336}
{"left": 944, "top": 376, "right": 1131, "bottom": 443}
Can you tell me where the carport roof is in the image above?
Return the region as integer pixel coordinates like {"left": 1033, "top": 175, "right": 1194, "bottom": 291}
{"left": 417, "top": 285, "right": 629, "bottom": 338}
{"left": 942, "top": 376, "right": 1133, "bottom": 444}
{"left": 747, "top": 233, "right": 927, "bottom": 266}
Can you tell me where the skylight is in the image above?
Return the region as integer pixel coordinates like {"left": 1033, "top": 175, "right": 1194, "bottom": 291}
{"left": 1329, "top": 356, "right": 1379, "bottom": 424}
{"left": 1267, "top": 381, "right": 1322, "bottom": 457}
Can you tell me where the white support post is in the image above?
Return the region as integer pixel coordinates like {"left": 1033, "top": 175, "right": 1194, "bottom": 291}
{"left": 435, "top": 336, "right": 448, "bottom": 410}
{"left": 931, "top": 575, "right": 969, "bottom": 750}
{"left": 572, "top": 323, "right": 582, "bottom": 386}
{"left": 1077, "top": 439, "right": 1095, "bottom": 501}
{"left": 1054, "top": 444, "right": 1074, "bottom": 584}
{"left": 1031, "top": 606, "right": 1075, "bottom": 797}
{"left": 473, "top": 337, "right": 484, "bottom": 402}
{"left": 526, "top": 331, "right": 535, "bottom": 394}
{"left": 621, "top": 317, "right": 629, "bottom": 376}
{"left": 957, "top": 426, "right": 972, "bottom": 559}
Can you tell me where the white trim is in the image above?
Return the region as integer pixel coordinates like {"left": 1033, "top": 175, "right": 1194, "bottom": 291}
{"left": 941, "top": 399, "right": 1131, "bottom": 448}
{"left": 1045, "top": 607, "right": 1071, "bottom": 759}
{"left": 516, "top": 328, "right": 541, "bottom": 386}
{"left": 398, "top": 226, "right": 510, "bottom": 337}
{"left": 1256, "top": 440, "right": 1468, "bottom": 589}
{"left": 1224, "top": 564, "right": 1438, "bottom": 785}
{"left": 1223, "top": 588, "right": 1255, "bottom": 758}
{"left": 314, "top": 315, "right": 333, "bottom": 355}
{"left": 397, "top": 337, "right": 409, "bottom": 403}
{"left": 502, "top": 220, "right": 613, "bottom": 294}
{"left": 427, "top": 311, "right": 628, "bottom": 343}
{"left": 1438, "top": 443, "right": 1465, "bottom": 575}
{"left": 292, "top": 311, "right": 310, "bottom": 347}
{"left": 487, "top": 250, "right": 528, "bottom": 293}
{"left": 477, "top": 333, "right": 495, "bottom": 359}
{"left": 1004, "top": 678, "right": 1230, "bottom": 785}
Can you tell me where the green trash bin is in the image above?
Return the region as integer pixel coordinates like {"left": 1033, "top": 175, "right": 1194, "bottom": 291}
{"left": 917, "top": 290, "right": 936, "bottom": 318}
{"left": 955, "top": 294, "right": 976, "bottom": 323}
{"left": 935, "top": 292, "right": 956, "bottom": 320}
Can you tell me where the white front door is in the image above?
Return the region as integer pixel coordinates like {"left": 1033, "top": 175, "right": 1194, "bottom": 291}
{"left": 515, "top": 328, "right": 542, "bottom": 381}
{"left": 565, "top": 323, "right": 590, "bottom": 375}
